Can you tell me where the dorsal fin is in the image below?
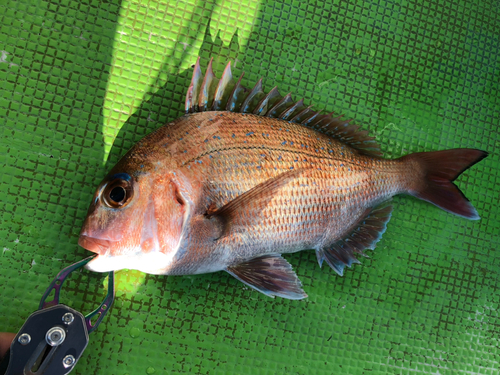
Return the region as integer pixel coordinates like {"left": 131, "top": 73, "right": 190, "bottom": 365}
{"left": 185, "top": 59, "right": 382, "bottom": 156}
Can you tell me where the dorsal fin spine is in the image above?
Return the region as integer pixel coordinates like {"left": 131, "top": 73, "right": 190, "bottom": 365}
{"left": 302, "top": 111, "right": 321, "bottom": 125}
{"left": 225, "top": 73, "right": 245, "bottom": 112}
{"left": 253, "top": 86, "right": 282, "bottom": 115}
{"left": 266, "top": 92, "right": 293, "bottom": 117}
{"left": 290, "top": 105, "right": 314, "bottom": 122}
{"left": 241, "top": 79, "right": 263, "bottom": 113}
{"left": 212, "top": 62, "right": 234, "bottom": 111}
{"left": 312, "top": 112, "right": 335, "bottom": 129}
{"left": 279, "top": 99, "right": 305, "bottom": 120}
{"left": 198, "top": 58, "right": 218, "bottom": 111}
{"left": 185, "top": 57, "right": 202, "bottom": 113}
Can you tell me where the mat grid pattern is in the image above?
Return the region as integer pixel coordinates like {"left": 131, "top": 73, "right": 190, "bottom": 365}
{"left": 1, "top": 0, "right": 499, "bottom": 374}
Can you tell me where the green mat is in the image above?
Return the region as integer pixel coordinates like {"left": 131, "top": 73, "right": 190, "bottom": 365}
{"left": 1, "top": 0, "right": 499, "bottom": 373}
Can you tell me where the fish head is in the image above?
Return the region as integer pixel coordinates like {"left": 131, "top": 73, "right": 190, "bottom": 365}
{"left": 79, "top": 159, "right": 192, "bottom": 274}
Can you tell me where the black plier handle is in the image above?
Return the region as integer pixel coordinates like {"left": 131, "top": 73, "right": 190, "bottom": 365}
{"left": 0, "top": 256, "right": 114, "bottom": 375}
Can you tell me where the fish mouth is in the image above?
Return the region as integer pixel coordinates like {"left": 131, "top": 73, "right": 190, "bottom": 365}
{"left": 78, "top": 235, "right": 112, "bottom": 255}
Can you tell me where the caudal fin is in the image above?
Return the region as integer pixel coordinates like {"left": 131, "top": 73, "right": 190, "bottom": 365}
{"left": 404, "top": 149, "right": 488, "bottom": 220}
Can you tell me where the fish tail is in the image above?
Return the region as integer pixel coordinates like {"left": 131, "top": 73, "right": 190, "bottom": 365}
{"left": 402, "top": 149, "right": 488, "bottom": 220}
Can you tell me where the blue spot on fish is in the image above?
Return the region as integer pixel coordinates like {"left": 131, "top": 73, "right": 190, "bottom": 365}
{"left": 232, "top": 133, "right": 236, "bottom": 138}
{"left": 282, "top": 141, "right": 287, "bottom": 145}
{"left": 246, "top": 132, "right": 254, "bottom": 136}
{"left": 340, "top": 164, "right": 344, "bottom": 167}
{"left": 140, "top": 165, "right": 144, "bottom": 168}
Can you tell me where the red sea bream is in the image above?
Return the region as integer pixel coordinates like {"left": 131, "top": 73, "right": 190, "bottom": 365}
{"left": 78, "top": 58, "right": 487, "bottom": 299}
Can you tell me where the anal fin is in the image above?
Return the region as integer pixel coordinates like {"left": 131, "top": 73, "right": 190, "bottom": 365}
{"left": 226, "top": 255, "right": 307, "bottom": 300}
{"left": 317, "top": 202, "right": 393, "bottom": 276}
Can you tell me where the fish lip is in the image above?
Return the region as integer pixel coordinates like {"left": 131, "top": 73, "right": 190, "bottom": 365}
{"left": 78, "top": 235, "right": 112, "bottom": 255}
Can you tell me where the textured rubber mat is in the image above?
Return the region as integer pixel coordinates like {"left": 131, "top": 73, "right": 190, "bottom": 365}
{"left": 1, "top": 0, "right": 499, "bottom": 374}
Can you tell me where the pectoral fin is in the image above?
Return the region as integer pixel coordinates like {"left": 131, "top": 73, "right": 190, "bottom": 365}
{"left": 226, "top": 255, "right": 307, "bottom": 300}
{"left": 207, "top": 168, "right": 310, "bottom": 238}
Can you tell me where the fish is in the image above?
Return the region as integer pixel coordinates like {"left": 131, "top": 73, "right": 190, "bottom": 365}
{"left": 78, "top": 57, "right": 488, "bottom": 300}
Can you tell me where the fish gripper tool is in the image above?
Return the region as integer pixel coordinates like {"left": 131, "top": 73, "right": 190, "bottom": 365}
{"left": 0, "top": 256, "right": 114, "bottom": 375}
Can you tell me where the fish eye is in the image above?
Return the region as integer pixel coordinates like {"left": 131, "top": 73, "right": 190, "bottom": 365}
{"left": 102, "top": 175, "right": 134, "bottom": 208}
{"left": 110, "top": 186, "right": 126, "bottom": 203}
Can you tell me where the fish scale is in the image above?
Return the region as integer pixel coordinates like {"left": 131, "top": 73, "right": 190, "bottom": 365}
{"left": 79, "top": 58, "right": 487, "bottom": 299}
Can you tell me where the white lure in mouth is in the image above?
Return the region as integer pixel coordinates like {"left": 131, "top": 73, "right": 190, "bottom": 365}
{"left": 86, "top": 251, "right": 177, "bottom": 274}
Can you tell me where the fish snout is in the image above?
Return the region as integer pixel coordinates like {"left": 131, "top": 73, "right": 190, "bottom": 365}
{"left": 78, "top": 235, "right": 112, "bottom": 255}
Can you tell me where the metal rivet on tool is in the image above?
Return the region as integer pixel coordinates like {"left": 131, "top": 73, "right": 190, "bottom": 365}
{"left": 62, "top": 312, "right": 74, "bottom": 325}
{"left": 18, "top": 333, "right": 31, "bottom": 345}
{"left": 46, "top": 327, "right": 66, "bottom": 346}
{"left": 62, "top": 355, "right": 76, "bottom": 368}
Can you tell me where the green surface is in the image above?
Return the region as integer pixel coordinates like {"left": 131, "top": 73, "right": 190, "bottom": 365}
{"left": 1, "top": 0, "right": 499, "bottom": 374}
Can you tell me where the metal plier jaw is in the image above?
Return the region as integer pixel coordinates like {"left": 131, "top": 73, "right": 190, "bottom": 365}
{"left": 0, "top": 256, "right": 114, "bottom": 375}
